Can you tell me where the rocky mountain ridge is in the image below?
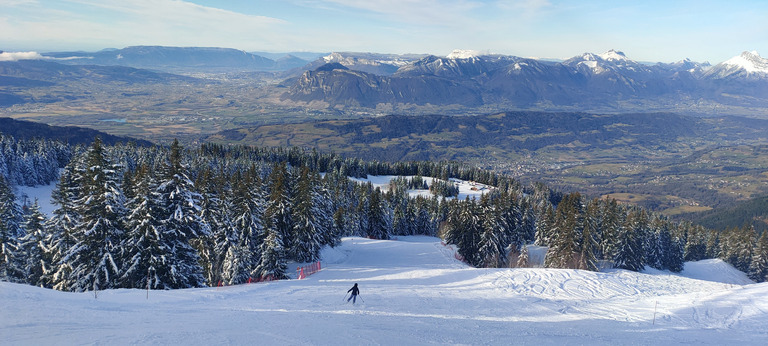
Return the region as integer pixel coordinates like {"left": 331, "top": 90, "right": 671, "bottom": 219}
{"left": 283, "top": 50, "right": 768, "bottom": 113}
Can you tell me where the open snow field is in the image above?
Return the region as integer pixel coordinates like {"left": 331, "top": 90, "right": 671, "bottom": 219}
{"left": 2, "top": 236, "right": 767, "bottom": 345}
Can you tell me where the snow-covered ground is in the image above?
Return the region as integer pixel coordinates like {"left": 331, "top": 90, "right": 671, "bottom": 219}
{"left": 17, "top": 175, "right": 489, "bottom": 218}
{"left": 349, "top": 175, "right": 492, "bottom": 200}
{"left": 2, "top": 236, "right": 766, "bottom": 345}
{"left": 15, "top": 183, "right": 57, "bottom": 217}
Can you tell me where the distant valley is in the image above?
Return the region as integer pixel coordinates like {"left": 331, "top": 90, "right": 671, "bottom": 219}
{"left": 3, "top": 45, "right": 768, "bottom": 229}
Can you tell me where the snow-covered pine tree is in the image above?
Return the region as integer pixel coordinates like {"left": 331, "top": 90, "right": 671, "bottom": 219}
{"left": 366, "top": 187, "right": 390, "bottom": 240}
{"left": 613, "top": 210, "right": 646, "bottom": 272}
{"left": 222, "top": 167, "right": 264, "bottom": 285}
{"left": 192, "top": 167, "right": 233, "bottom": 286}
{"left": 413, "top": 197, "right": 437, "bottom": 237}
{"left": 64, "top": 138, "right": 127, "bottom": 292}
{"left": 0, "top": 174, "right": 25, "bottom": 282}
{"left": 456, "top": 198, "right": 481, "bottom": 266}
{"left": 64, "top": 137, "right": 127, "bottom": 292}
{"left": 599, "top": 198, "right": 622, "bottom": 262}
{"left": 544, "top": 193, "right": 581, "bottom": 269}
{"left": 516, "top": 244, "right": 530, "bottom": 268}
{"left": 253, "top": 211, "right": 288, "bottom": 281}
{"left": 656, "top": 218, "right": 684, "bottom": 272}
{"left": 151, "top": 139, "right": 208, "bottom": 288}
{"left": 747, "top": 231, "right": 768, "bottom": 283}
{"left": 477, "top": 194, "right": 507, "bottom": 268}
{"left": 120, "top": 164, "right": 171, "bottom": 289}
{"left": 721, "top": 225, "right": 757, "bottom": 273}
{"left": 667, "top": 237, "right": 685, "bottom": 273}
{"left": 534, "top": 204, "right": 555, "bottom": 247}
{"left": 683, "top": 223, "right": 708, "bottom": 262}
{"left": 389, "top": 181, "right": 413, "bottom": 236}
{"left": 18, "top": 199, "right": 49, "bottom": 287}
{"left": 578, "top": 199, "right": 600, "bottom": 272}
{"left": 45, "top": 160, "right": 81, "bottom": 291}
{"left": 290, "top": 166, "right": 324, "bottom": 263}
{"left": 645, "top": 219, "right": 665, "bottom": 270}
{"left": 316, "top": 175, "right": 340, "bottom": 246}
{"left": 519, "top": 198, "right": 537, "bottom": 245}
{"left": 264, "top": 162, "right": 294, "bottom": 251}
{"left": 500, "top": 193, "right": 523, "bottom": 253}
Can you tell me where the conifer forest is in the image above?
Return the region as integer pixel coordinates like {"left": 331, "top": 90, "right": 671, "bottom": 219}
{"left": 1, "top": 134, "right": 767, "bottom": 292}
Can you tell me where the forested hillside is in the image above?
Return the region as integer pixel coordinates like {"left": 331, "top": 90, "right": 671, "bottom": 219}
{"left": 1, "top": 136, "right": 767, "bottom": 291}
{"left": 0, "top": 118, "right": 154, "bottom": 146}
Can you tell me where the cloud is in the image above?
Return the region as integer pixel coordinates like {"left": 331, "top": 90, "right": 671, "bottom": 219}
{"left": 66, "top": 0, "right": 284, "bottom": 27}
{"left": 0, "top": 0, "right": 288, "bottom": 51}
{"left": 0, "top": 51, "right": 44, "bottom": 61}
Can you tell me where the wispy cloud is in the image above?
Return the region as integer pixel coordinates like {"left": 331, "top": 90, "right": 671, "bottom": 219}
{"left": 0, "top": 0, "right": 287, "bottom": 50}
{"left": 0, "top": 51, "right": 44, "bottom": 61}
{"left": 66, "top": 0, "right": 284, "bottom": 27}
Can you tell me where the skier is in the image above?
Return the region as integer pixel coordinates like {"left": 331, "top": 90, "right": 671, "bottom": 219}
{"left": 346, "top": 283, "right": 360, "bottom": 304}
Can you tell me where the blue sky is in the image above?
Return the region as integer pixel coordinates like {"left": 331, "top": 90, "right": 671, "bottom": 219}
{"left": 1, "top": 0, "right": 766, "bottom": 63}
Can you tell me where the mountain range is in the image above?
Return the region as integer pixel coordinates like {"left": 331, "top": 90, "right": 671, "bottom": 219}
{"left": 4, "top": 46, "right": 766, "bottom": 114}
{"left": 282, "top": 49, "right": 768, "bottom": 113}
{"left": 43, "top": 46, "right": 314, "bottom": 73}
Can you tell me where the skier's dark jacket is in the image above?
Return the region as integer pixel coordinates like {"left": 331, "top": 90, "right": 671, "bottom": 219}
{"left": 348, "top": 284, "right": 359, "bottom": 296}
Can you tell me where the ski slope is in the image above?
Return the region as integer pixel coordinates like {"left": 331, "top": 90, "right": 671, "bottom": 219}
{"left": 2, "top": 236, "right": 767, "bottom": 345}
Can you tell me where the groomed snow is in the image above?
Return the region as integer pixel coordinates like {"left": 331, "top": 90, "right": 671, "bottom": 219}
{"left": 2, "top": 237, "right": 766, "bottom": 345}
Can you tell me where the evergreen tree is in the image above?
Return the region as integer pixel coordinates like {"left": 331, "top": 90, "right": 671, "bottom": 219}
{"left": 366, "top": 187, "right": 390, "bottom": 240}
{"left": 534, "top": 204, "right": 555, "bottom": 247}
{"left": 683, "top": 223, "right": 708, "bottom": 262}
{"left": 223, "top": 167, "right": 265, "bottom": 284}
{"left": 151, "top": 139, "right": 208, "bottom": 288}
{"left": 477, "top": 195, "right": 507, "bottom": 267}
{"left": 45, "top": 160, "right": 81, "bottom": 291}
{"left": 515, "top": 244, "right": 530, "bottom": 268}
{"left": 0, "top": 174, "right": 25, "bottom": 282}
{"left": 291, "top": 167, "right": 325, "bottom": 263}
{"left": 65, "top": 138, "right": 127, "bottom": 292}
{"left": 667, "top": 237, "right": 685, "bottom": 273}
{"left": 191, "top": 167, "right": 225, "bottom": 286}
{"left": 253, "top": 218, "right": 288, "bottom": 280}
{"left": 544, "top": 193, "right": 581, "bottom": 269}
{"left": 264, "top": 162, "right": 294, "bottom": 251}
{"left": 613, "top": 210, "right": 646, "bottom": 271}
{"left": 578, "top": 199, "right": 600, "bottom": 271}
{"left": 18, "top": 200, "right": 48, "bottom": 287}
{"left": 721, "top": 226, "right": 756, "bottom": 273}
{"left": 599, "top": 199, "right": 622, "bottom": 262}
{"left": 120, "top": 164, "right": 167, "bottom": 289}
{"left": 657, "top": 219, "right": 684, "bottom": 272}
{"left": 646, "top": 219, "right": 665, "bottom": 270}
{"left": 748, "top": 232, "right": 768, "bottom": 283}
{"left": 451, "top": 198, "right": 476, "bottom": 267}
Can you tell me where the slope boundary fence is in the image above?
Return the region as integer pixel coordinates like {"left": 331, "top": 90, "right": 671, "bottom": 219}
{"left": 297, "top": 261, "right": 322, "bottom": 279}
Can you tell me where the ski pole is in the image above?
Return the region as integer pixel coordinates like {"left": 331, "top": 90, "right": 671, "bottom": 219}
{"left": 343, "top": 293, "right": 349, "bottom": 302}
{"left": 359, "top": 295, "right": 365, "bottom": 303}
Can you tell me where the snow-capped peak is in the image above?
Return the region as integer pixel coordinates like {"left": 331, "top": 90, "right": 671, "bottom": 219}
{"left": 447, "top": 49, "right": 484, "bottom": 59}
{"left": 722, "top": 51, "right": 768, "bottom": 73}
{"left": 599, "top": 49, "right": 631, "bottom": 62}
{"left": 322, "top": 52, "right": 344, "bottom": 63}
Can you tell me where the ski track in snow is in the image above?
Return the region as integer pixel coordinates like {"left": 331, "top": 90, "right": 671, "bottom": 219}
{"left": 2, "top": 236, "right": 767, "bottom": 345}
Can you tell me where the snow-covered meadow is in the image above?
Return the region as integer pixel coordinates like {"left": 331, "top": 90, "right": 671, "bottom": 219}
{"left": 2, "top": 236, "right": 766, "bottom": 345}
{"left": 349, "top": 175, "right": 492, "bottom": 200}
